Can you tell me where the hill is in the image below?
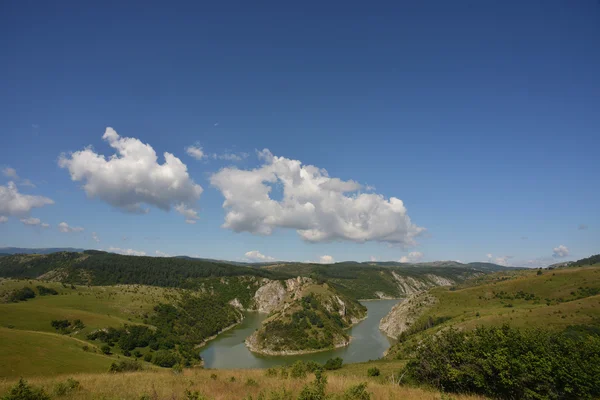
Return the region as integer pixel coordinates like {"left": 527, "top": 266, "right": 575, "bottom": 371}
{"left": 0, "top": 251, "right": 285, "bottom": 288}
{"left": 246, "top": 278, "right": 367, "bottom": 355}
{"left": 0, "top": 247, "right": 85, "bottom": 255}
{"left": 381, "top": 263, "right": 600, "bottom": 358}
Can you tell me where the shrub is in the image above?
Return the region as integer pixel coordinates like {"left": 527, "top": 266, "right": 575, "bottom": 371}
{"left": 229, "top": 376, "right": 236, "bottom": 382}
{"left": 323, "top": 357, "right": 343, "bottom": 370}
{"left": 290, "top": 361, "right": 307, "bottom": 379}
{"left": 36, "top": 286, "right": 58, "bottom": 296}
{"left": 101, "top": 344, "right": 111, "bottom": 355}
{"left": 366, "top": 367, "right": 380, "bottom": 377}
{"left": 184, "top": 390, "right": 209, "bottom": 400}
{"left": 109, "top": 360, "right": 143, "bottom": 373}
{"left": 265, "top": 368, "right": 278, "bottom": 377}
{"left": 53, "top": 378, "right": 80, "bottom": 396}
{"left": 405, "top": 324, "right": 600, "bottom": 399}
{"left": 305, "top": 361, "right": 322, "bottom": 372}
{"left": 143, "top": 352, "right": 152, "bottom": 362}
{"left": 9, "top": 287, "right": 36, "bottom": 303}
{"left": 297, "top": 370, "right": 327, "bottom": 400}
{"left": 152, "top": 350, "right": 180, "bottom": 368}
{"left": 1, "top": 378, "right": 50, "bottom": 400}
{"left": 341, "top": 382, "right": 370, "bottom": 400}
{"left": 210, "top": 373, "right": 218, "bottom": 380}
{"left": 246, "top": 378, "right": 259, "bottom": 387}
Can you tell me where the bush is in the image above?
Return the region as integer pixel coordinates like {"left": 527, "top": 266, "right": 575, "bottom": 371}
{"left": 152, "top": 350, "right": 180, "bottom": 368}
{"left": 406, "top": 324, "right": 600, "bottom": 399}
{"left": 246, "top": 378, "right": 258, "bottom": 387}
{"left": 305, "top": 361, "right": 322, "bottom": 372}
{"left": 1, "top": 378, "right": 50, "bottom": 400}
{"left": 53, "top": 378, "right": 80, "bottom": 396}
{"left": 143, "top": 352, "right": 152, "bottom": 362}
{"left": 366, "top": 367, "right": 380, "bottom": 377}
{"left": 100, "top": 344, "right": 111, "bottom": 355}
{"left": 323, "top": 357, "right": 343, "bottom": 370}
{"left": 36, "top": 286, "right": 58, "bottom": 296}
{"left": 265, "top": 368, "right": 278, "bottom": 377}
{"left": 341, "top": 382, "right": 370, "bottom": 400}
{"left": 9, "top": 287, "right": 36, "bottom": 303}
{"left": 184, "top": 390, "right": 209, "bottom": 400}
{"left": 297, "top": 370, "right": 327, "bottom": 400}
{"left": 109, "top": 360, "right": 143, "bottom": 373}
{"left": 290, "top": 361, "right": 307, "bottom": 379}
{"left": 210, "top": 373, "right": 218, "bottom": 380}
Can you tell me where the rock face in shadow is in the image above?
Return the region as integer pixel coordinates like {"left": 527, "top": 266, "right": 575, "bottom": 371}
{"left": 379, "top": 292, "right": 438, "bottom": 339}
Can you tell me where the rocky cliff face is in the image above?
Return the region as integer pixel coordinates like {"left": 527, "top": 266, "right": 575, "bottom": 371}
{"left": 379, "top": 292, "right": 437, "bottom": 339}
{"left": 391, "top": 272, "right": 455, "bottom": 296}
{"left": 253, "top": 276, "right": 313, "bottom": 313}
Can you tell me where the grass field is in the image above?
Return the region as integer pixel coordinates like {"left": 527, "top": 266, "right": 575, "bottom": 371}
{"left": 0, "top": 367, "right": 485, "bottom": 400}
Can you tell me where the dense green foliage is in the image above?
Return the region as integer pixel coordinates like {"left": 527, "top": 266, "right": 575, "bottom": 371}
{"left": 109, "top": 360, "right": 143, "bottom": 373}
{"left": 324, "top": 357, "right": 343, "bottom": 371}
{"left": 1, "top": 379, "right": 50, "bottom": 400}
{"left": 8, "top": 287, "right": 36, "bottom": 303}
{"left": 35, "top": 286, "right": 58, "bottom": 296}
{"left": 0, "top": 251, "right": 284, "bottom": 288}
{"left": 405, "top": 324, "right": 600, "bottom": 399}
{"left": 52, "top": 378, "right": 80, "bottom": 396}
{"left": 50, "top": 319, "right": 84, "bottom": 334}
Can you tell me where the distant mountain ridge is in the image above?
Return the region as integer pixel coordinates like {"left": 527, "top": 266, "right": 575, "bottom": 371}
{"left": 0, "top": 247, "right": 86, "bottom": 255}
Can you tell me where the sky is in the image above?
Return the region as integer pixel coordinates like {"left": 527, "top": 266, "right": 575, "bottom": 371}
{"left": 1, "top": 1, "right": 599, "bottom": 267}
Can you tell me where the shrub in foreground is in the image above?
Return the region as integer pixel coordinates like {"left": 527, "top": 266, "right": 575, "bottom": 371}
{"left": 323, "top": 357, "right": 343, "bottom": 370}
{"left": 53, "top": 378, "right": 80, "bottom": 396}
{"left": 109, "top": 360, "right": 143, "bottom": 373}
{"left": 405, "top": 324, "right": 600, "bottom": 399}
{"left": 1, "top": 378, "right": 50, "bottom": 400}
{"left": 366, "top": 367, "right": 380, "bottom": 377}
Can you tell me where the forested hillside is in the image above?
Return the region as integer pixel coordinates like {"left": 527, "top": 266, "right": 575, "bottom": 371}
{"left": 0, "top": 251, "right": 285, "bottom": 288}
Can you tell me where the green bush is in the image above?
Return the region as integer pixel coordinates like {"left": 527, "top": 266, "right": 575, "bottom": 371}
{"left": 305, "top": 361, "right": 322, "bottom": 372}
{"left": 53, "top": 378, "right": 80, "bottom": 396}
{"left": 341, "top": 382, "right": 371, "bottom": 400}
{"left": 265, "top": 368, "right": 278, "bottom": 377}
{"left": 323, "top": 357, "right": 343, "bottom": 370}
{"left": 1, "top": 378, "right": 50, "bottom": 400}
{"left": 143, "top": 352, "right": 152, "bottom": 362}
{"left": 9, "top": 287, "right": 36, "bottom": 303}
{"left": 366, "top": 367, "right": 380, "bottom": 377}
{"left": 100, "top": 344, "right": 111, "bottom": 355}
{"left": 109, "top": 360, "right": 143, "bottom": 373}
{"left": 297, "top": 370, "right": 327, "bottom": 400}
{"left": 36, "top": 286, "right": 58, "bottom": 296}
{"left": 152, "top": 350, "right": 180, "bottom": 368}
{"left": 210, "top": 373, "right": 218, "bottom": 380}
{"left": 290, "top": 361, "right": 307, "bottom": 379}
{"left": 246, "top": 378, "right": 259, "bottom": 387}
{"left": 405, "top": 324, "right": 600, "bottom": 399}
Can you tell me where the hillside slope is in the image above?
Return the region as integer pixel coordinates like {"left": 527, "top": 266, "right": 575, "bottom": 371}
{"left": 382, "top": 263, "right": 600, "bottom": 358}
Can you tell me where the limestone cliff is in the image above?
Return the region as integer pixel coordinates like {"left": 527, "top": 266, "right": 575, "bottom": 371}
{"left": 379, "top": 292, "right": 437, "bottom": 339}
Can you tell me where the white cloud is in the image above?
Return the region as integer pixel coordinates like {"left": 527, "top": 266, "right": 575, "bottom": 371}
{"left": 59, "top": 128, "right": 203, "bottom": 222}
{"left": 552, "top": 245, "right": 569, "bottom": 258}
{"left": 2, "top": 167, "right": 18, "bottom": 179}
{"left": 319, "top": 255, "right": 335, "bottom": 264}
{"left": 20, "top": 217, "right": 50, "bottom": 228}
{"left": 0, "top": 216, "right": 8, "bottom": 223}
{"left": 108, "top": 246, "right": 146, "bottom": 256}
{"left": 211, "top": 152, "right": 249, "bottom": 162}
{"left": 245, "top": 250, "right": 275, "bottom": 262}
{"left": 92, "top": 232, "right": 100, "bottom": 243}
{"left": 399, "top": 251, "right": 424, "bottom": 263}
{"left": 0, "top": 182, "right": 53, "bottom": 216}
{"left": 185, "top": 144, "right": 205, "bottom": 160}
{"left": 174, "top": 204, "right": 199, "bottom": 223}
{"left": 486, "top": 253, "right": 513, "bottom": 266}
{"left": 210, "top": 149, "right": 424, "bottom": 245}
{"left": 58, "top": 222, "right": 84, "bottom": 233}
{"left": 369, "top": 255, "right": 378, "bottom": 262}
{"left": 155, "top": 250, "right": 170, "bottom": 257}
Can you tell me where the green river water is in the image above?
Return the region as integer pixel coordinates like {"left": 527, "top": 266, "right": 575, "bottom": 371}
{"left": 199, "top": 299, "right": 399, "bottom": 369}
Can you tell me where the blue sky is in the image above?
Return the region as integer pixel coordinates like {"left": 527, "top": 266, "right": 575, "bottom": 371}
{"left": 1, "top": 1, "right": 598, "bottom": 266}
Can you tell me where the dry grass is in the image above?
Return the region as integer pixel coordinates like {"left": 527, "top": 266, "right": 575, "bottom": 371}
{"left": 0, "top": 368, "right": 485, "bottom": 400}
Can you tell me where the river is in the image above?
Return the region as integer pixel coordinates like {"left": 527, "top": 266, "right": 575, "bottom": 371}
{"left": 200, "top": 299, "right": 399, "bottom": 369}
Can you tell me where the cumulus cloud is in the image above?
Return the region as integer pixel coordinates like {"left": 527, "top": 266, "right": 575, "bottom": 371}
{"left": 58, "top": 222, "right": 84, "bottom": 233}
{"left": 399, "top": 251, "right": 424, "bottom": 263}
{"left": 319, "top": 255, "right": 335, "bottom": 264}
{"left": 92, "top": 232, "right": 100, "bottom": 243}
{"left": 210, "top": 149, "right": 424, "bottom": 245}
{"left": 211, "top": 152, "right": 249, "bottom": 162}
{"left": 0, "top": 216, "right": 7, "bottom": 223}
{"left": 0, "top": 182, "right": 53, "bottom": 216}
{"left": 552, "top": 245, "right": 569, "bottom": 258}
{"left": 59, "top": 128, "right": 203, "bottom": 222}
{"left": 20, "top": 217, "right": 50, "bottom": 228}
{"left": 155, "top": 250, "right": 170, "bottom": 257}
{"left": 245, "top": 250, "right": 275, "bottom": 262}
{"left": 108, "top": 246, "right": 146, "bottom": 256}
{"left": 185, "top": 144, "right": 205, "bottom": 160}
{"left": 578, "top": 224, "right": 588, "bottom": 230}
